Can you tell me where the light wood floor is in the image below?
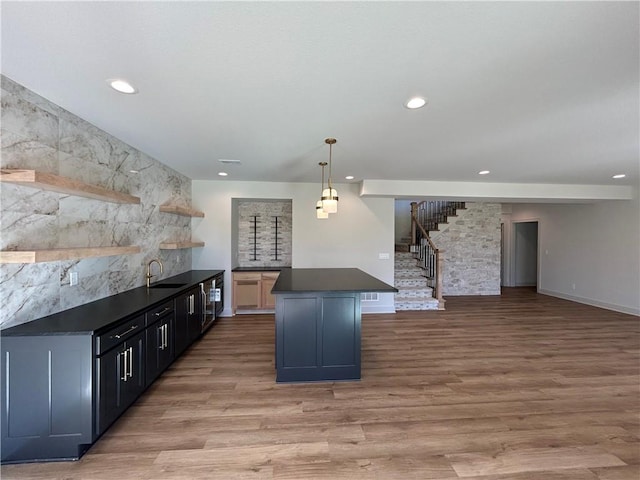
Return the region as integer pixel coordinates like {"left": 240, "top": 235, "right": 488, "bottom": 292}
{"left": 2, "top": 288, "right": 639, "bottom": 479}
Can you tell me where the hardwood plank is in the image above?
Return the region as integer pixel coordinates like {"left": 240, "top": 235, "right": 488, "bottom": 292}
{"left": 446, "top": 446, "right": 626, "bottom": 477}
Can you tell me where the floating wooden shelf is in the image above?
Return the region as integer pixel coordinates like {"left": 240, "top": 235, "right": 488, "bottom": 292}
{"left": 159, "top": 204, "right": 204, "bottom": 218}
{"left": 0, "top": 169, "right": 141, "bottom": 204}
{"left": 159, "top": 241, "right": 205, "bottom": 250}
{"left": 0, "top": 246, "right": 141, "bottom": 264}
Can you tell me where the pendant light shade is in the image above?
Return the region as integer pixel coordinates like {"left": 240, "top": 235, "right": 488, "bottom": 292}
{"left": 321, "top": 138, "right": 338, "bottom": 214}
{"left": 316, "top": 200, "right": 329, "bottom": 219}
{"left": 316, "top": 162, "right": 329, "bottom": 219}
{"left": 321, "top": 188, "right": 338, "bottom": 213}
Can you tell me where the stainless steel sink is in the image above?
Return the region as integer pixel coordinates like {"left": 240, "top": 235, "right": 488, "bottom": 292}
{"left": 149, "top": 283, "right": 187, "bottom": 289}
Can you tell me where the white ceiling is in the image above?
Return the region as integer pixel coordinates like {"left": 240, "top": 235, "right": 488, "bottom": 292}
{"left": 2, "top": 1, "right": 638, "bottom": 187}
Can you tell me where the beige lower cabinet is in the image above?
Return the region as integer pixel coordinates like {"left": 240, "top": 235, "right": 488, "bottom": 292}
{"left": 233, "top": 271, "right": 280, "bottom": 314}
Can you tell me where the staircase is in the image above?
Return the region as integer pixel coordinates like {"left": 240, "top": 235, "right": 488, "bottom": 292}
{"left": 394, "top": 201, "right": 466, "bottom": 311}
{"left": 394, "top": 251, "right": 440, "bottom": 310}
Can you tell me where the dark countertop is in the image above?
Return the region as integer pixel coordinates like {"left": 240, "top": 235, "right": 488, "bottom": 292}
{"left": 232, "top": 266, "right": 289, "bottom": 272}
{"left": 1, "top": 270, "right": 224, "bottom": 337}
{"left": 271, "top": 268, "right": 398, "bottom": 294}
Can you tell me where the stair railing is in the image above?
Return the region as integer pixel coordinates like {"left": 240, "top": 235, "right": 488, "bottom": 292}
{"left": 410, "top": 202, "right": 445, "bottom": 309}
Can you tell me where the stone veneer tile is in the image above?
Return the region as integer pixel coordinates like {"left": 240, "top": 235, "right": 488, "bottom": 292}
{"left": 237, "top": 200, "right": 292, "bottom": 267}
{"left": 431, "top": 202, "right": 501, "bottom": 296}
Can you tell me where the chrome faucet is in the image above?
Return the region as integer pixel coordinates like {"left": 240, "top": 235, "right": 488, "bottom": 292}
{"left": 146, "top": 258, "right": 163, "bottom": 288}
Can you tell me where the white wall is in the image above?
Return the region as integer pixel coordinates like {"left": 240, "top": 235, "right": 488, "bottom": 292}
{"left": 510, "top": 195, "right": 640, "bottom": 315}
{"left": 394, "top": 200, "right": 413, "bottom": 244}
{"left": 192, "top": 181, "right": 396, "bottom": 315}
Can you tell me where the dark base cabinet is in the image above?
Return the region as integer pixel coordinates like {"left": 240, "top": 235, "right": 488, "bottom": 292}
{"left": 96, "top": 329, "right": 146, "bottom": 436}
{"left": 175, "top": 287, "right": 201, "bottom": 355}
{"left": 275, "top": 293, "right": 361, "bottom": 383}
{"left": 1, "top": 270, "right": 224, "bottom": 464}
{"left": 145, "top": 301, "right": 175, "bottom": 385}
{"left": 0, "top": 335, "right": 93, "bottom": 463}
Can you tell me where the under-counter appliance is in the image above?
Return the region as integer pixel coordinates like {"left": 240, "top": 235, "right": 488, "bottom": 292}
{"left": 200, "top": 273, "right": 223, "bottom": 333}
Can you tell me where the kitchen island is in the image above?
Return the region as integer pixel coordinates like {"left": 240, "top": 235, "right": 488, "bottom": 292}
{"left": 271, "top": 268, "right": 397, "bottom": 382}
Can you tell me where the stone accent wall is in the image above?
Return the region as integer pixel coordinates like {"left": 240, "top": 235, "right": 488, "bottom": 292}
{"left": 430, "top": 202, "right": 501, "bottom": 295}
{"left": 0, "top": 76, "right": 194, "bottom": 328}
{"left": 237, "top": 200, "right": 292, "bottom": 267}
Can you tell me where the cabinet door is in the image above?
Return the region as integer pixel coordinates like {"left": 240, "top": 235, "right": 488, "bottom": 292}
{"left": 261, "top": 274, "right": 278, "bottom": 309}
{"left": 1, "top": 335, "right": 93, "bottom": 462}
{"left": 175, "top": 288, "right": 200, "bottom": 355}
{"left": 96, "top": 329, "right": 146, "bottom": 435}
{"left": 233, "top": 273, "right": 261, "bottom": 312}
{"left": 145, "top": 315, "right": 174, "bottom": 385}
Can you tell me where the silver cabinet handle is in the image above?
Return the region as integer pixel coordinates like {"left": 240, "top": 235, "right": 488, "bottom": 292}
{"left": 121, "top": 348, "right": 128, "bottom": 382}
{"left": 128, "top": 346, "right": 133, "bottom": 379}
{"left": 158, "top": 324, "right": 164, "bottom": 351}
{"left": 161, "top": 323, "right": 168, "bottom": 350}
{"left": 114, "top": 325, "right": 138, "bottom": 339}
{"left": 154, "top": 307, "right": 171, "bottom": 317}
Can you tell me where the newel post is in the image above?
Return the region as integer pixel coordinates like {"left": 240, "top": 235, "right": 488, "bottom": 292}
{"left": 410, "top": 202, "right": 418, "bottom": 245}
{"left": 435, "top": 249, "right": 445, "bottom": 310}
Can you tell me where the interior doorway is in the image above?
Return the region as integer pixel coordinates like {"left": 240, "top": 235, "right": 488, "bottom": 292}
{"left": 513, "top": 221, "right": 539, "bottom": 287}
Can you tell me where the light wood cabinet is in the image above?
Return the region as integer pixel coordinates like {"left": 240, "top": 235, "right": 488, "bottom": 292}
{"left": 261, "top": 273, "right": 279, "bottom": 310}
{"left": 232, "top": 271, "right": 280, "bottom": 314}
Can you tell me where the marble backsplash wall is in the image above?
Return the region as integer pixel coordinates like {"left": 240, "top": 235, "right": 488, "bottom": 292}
{"left": 0, "top": 76, "right": 195, "bottom": 328}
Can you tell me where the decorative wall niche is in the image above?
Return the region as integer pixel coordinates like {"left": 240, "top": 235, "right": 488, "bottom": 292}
{"left": 231, "top": 199, "right": 292, "bottom": 268}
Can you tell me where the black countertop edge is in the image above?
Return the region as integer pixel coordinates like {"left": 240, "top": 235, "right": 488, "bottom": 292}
{"left": 1, "top": 270, "right": 224, "bottom": 337}
{"left": 272, "top": 268, "right": 398, "bottom": 294}
{"left": 232, "top": 266, "right": 290, "bottom": 272}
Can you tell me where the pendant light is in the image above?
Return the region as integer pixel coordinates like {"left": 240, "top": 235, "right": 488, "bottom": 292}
{"left": 321, "top": 138, "right": 338, "bottom": 213}
{"left": 316, "top": 162, "right": 329, "bottom": 219}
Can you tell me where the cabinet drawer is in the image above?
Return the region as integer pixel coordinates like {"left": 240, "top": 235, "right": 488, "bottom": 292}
{"left": 233, "top": 272, "right": 261, "bottom": 281}
{"left": 95, "top": 315, "right": 145, "bottom": 355}
{"left": 145, "top": 300, "right": 174, "bottom": 325}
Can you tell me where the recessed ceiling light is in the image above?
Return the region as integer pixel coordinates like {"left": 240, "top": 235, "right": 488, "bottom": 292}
{"left": 612, "top": 174, "right": 626, "bottom": 179}
{"left": 218, "top": 172, "right": 228, "bottom": 177}
{"left": 405, "top": 96, "right": 427, "bottom": 109}
{"left": 345, "top": 175, "right": 354, "bottom": 180}
{"left": 478, "top": 170, "right": 490, "bottom": 175}
{"left": 129, "top": 169, "right": 139, "bottom": 174}
{"left": 219, "top": 159, "right": 242, "bottom": 165}
{"left": 108, "top": 79, "right": 138, "bottom": 94}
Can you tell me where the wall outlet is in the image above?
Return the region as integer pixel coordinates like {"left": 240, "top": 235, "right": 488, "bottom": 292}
{"left": 378, "top": 252, "right": 390, "bottom": 260}
{"left": 571, "top": 283, "right": 576, "bottom": 290}
{"left": 70, "top": 271, "right": 78, "bottom": 286}
{"left": 176, "top": 254, "right": 181, "bottom": 263}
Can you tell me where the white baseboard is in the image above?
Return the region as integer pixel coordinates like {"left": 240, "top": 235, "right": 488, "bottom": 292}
{"left": 538, "top": 289, "right": 640, "bottom": 316}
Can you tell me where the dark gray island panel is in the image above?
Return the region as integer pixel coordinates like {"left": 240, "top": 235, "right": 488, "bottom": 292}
{"left": 272, "top": 268, "right": 395, "bottom": 383}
